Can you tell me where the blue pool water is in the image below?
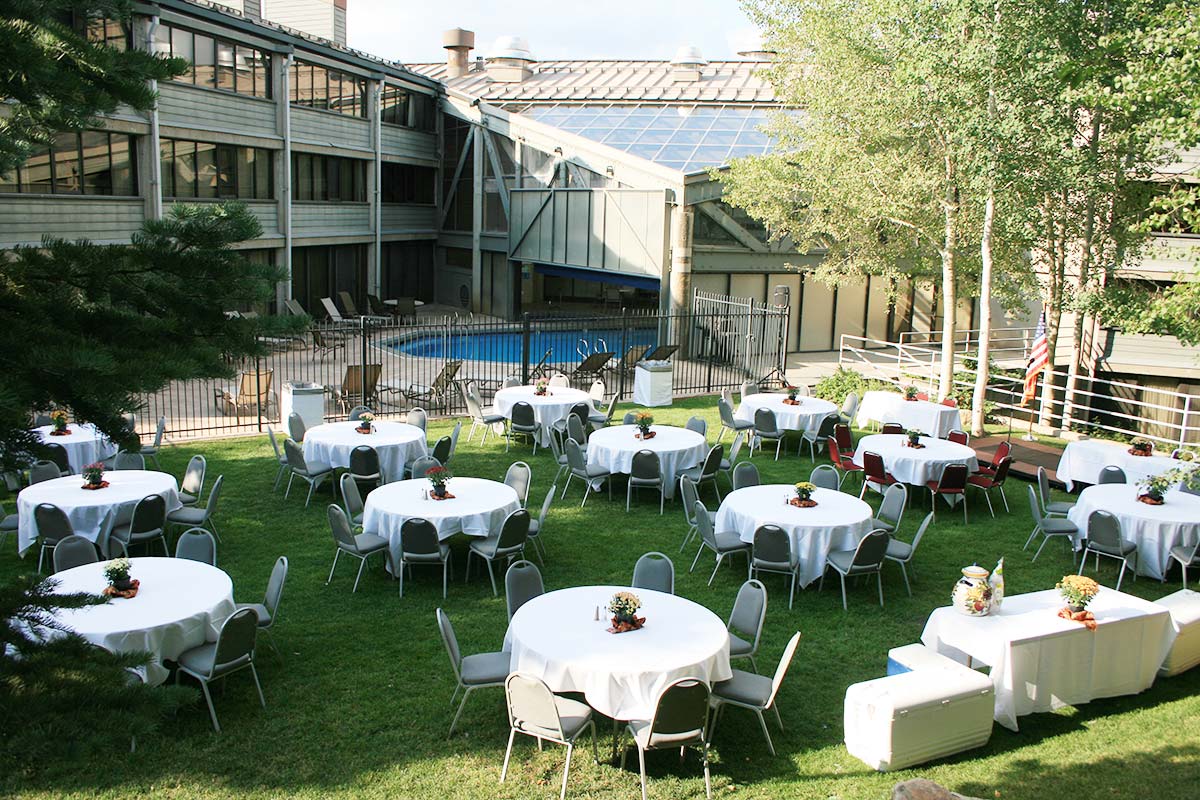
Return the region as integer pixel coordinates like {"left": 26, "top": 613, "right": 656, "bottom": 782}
{"left": 385, "top": 328, "right": 660, "bottom": 364}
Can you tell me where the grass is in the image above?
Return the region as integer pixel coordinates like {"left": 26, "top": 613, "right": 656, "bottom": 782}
{"left": 4, "top": 395, "right": 1199, "bottom": 799}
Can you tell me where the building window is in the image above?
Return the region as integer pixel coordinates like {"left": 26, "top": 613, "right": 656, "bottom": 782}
{"left": 381, "top": 163, "right": 435, "bottom": 204}
{"left": 160, "top": 139, "right": 273, "bottom": 200}
{"left": 382, "top": 241, "right": 435, "bottom": 300}
{"left": 289, "top": 59, "right": 366, "bottom": 117}
{"left": 0, "top": 131, "right": 137, "bottom": 196}
{"left": 83, "top": 16, "right": 131, "bottom": 50}
{"left": 290, "top": 153, "right": 367, "bottom": 202}
{"left": 291, "top": 244, "right": 367, "bottom": 314}
{"left": 153, "top": 23, "right": 272, "bottom": 98}
{"left": 380, "top": 87, "right": 437, "bottom": 131}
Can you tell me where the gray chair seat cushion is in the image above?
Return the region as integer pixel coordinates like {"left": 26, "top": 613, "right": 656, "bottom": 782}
{"left": 1171, "top": 545, "right": 1200, "bottom": 565}
{"left": 297, "top": 461, "right": 332, "bottom": 477}
{"left": 679, "top": 465, "right": 708, "bottom": 481}
{"left": 520, "top": 696, "right": 593, "bottom": 740}
{"left": 1088, "top": 538, "right": 1136, "bottom": 557}
{"left": 627, "top": 718, "right": 704, "bottom": 749}
{"left": 460, "top": 650, "right": 510, "bottom": 685}
{"left": 403, "top": 543, "right": 450, "bottom": 563}
{"left": 178, "top": 491, "right": 199, "bottom": 506}
{"left": 167, "top": 506, "right": 208, "bottom": 525}
{"left": 753, "top": 557, "right": 795, "bottom": 571}
{"left": 826, "top": 549, "right": 856, "bottom": 572}
{"left": 577, "top": 463, "right": 608, "bottom": 479}
{"left": 1046, "top": 500, "right": 1075, "bottom": 514}
{"left": 1041, "top": 518, "right": 1078, "bottom": 534}
{"left": 728, "top": 632, "right": 753, "bottom": 657}
{"left": 481, "top": 413, "right": 506, "bottom": 424}
{"left": 350, "top": 532, "right": 388, "bottom": 554}
{"left": 177, "top": 642, "right": 218, "bottom": 675}
{"left": 714, "top": 530, "right": 750, "bottom": 553}
{"left": 350, "top": 511, "right": 364, "bottom": 526}
{"left": 235, "top": 602, "right": 272, "bottom": 625}
{"left": 869, "top": 517, "right": 897, "bottom": 533}
{"left": 885, "top": 539, "right": 912, "bottom": 560}
{"left": 712, "top": 668, "right": 772, "bottom": 707}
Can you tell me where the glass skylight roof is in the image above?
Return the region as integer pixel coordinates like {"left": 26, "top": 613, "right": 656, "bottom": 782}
{"left": 503, "top": 103, "right": 792, "bottom": 174}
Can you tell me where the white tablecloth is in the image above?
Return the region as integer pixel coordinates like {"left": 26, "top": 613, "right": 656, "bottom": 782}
{"left": 362, "top": 477, "right": 520, "bottom": 574}
{"left": 586, "top": 425, "right": 706, "bottom": 500}
{"left": 16, "top": 470, "right": 182, "bottom": 556}
{"left": 1067, "top": 484, "right": 1200, "bottom": 580}
{"left": 735, "top": 394, "right": 839, "bottom": 434}
{"left": 921, "top": 588, "right": 1172, "bottom": 731}
{"left": 715, "top": 485, "right": 873, "bottom": 587}
{"left": 303, "top": 420, "right": 427, "bottom": 482}
{"left": 50, "top": 557, "right": 235, "bottom": 686}
{"left": 1055, "top": 439, "right": 1180, "bottom": 492}
{"left": 507, "top": 585, "right": 732, "bottom": 720}
{"left": 855, "top": 391, "right": 962, "bottom": 439}
{"left": 493, "top": 385, "right": 594, "bottom": 446}
{"left": 852, "top": 433, "right": 978, "bottom": 486}
{"left": 34, "top": 423, "right": 117, "bottom": 474}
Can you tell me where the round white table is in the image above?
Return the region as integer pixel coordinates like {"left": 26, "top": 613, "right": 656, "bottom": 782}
{"left": 493, "top": 385, "right": 594, "bottom": 445}
{"left": 734, "top": 394, "right": 839, "bottom": 434}
{"left": 34, "top": 423, "right": 117, "bottom": 474}
{"left": 586, "top": 425, "right": 707, "bottom": 500}
{"left": 362, "top": 477, "right": 521, "bottom": 575}
{"left": 852, "top": 433, "right": 979, "bottom": 486}
{"left": 51, "top": 557, "right": 235, "bottom": 686}
{"left": 855, "top": 390, "right": 963, "bottom": 439}
{"left": 716, "top": 485, "right": 874, "bottom": 586}
{"left": 507, "top": 585, "right": 732, "bottom": 720}
{"left": 1067, "top": 484, "right": 1200, "bottom": 580}
{"left": 16, "top": 470, "right": 182, "bottom": 556}
{"left": 1055, "top": 439, "right": 1180, "bottom": 492}
{"left": 302, "top": 420, "right": 427, "bottom": 482}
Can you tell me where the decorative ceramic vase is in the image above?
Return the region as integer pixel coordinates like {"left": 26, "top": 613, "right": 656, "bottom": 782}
{"left": 952, "top": 564, "right": 993, "bottom": 616}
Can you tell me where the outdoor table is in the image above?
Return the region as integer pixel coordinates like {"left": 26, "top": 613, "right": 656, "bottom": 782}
{"left": 493, "top": 385, "right": 594, "bottom": 446}
{"left": 920, "top": 588, "right": 1172, "bottom": 731}
{"left": 715, "top": 485, "right": 873, "bottom": 587}
{"left": 33, "top": 423, "right": 117, "bottom": 474}
{"left": 1067, "top": 484, "right": 1200, "bottom": 580}
{"left": 852, "top": 433, "right": 978, "bottom": 487}
{"left": 50, "top": 557, "right": 235, "bottom": 686}
{"left": 302, "top": 420, "right": 427, "bottom": 482}
{"left": 506, "top": 585, "right": 731, "bottom": 720}
{"left": 586, "top": 424, "right": 706, "bottom": 500}
{"left": 1055, "top": 439, "right": 1180, "bottom": 491}
{"left": 734, "top": 393, "right": 839, "bottom": 435}
{"left": 16, "top": 470, "right": 182, "bottom": 557}
{"left": 362, "top": 477, "right": 520, "bottom": 574}
{"left": 855, "top": 390, "right": 962, "bottom": 439}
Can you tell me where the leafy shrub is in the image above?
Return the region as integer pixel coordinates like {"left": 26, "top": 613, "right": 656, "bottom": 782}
{"left": 812, "top": 367, "right": 893, "bottom": 404}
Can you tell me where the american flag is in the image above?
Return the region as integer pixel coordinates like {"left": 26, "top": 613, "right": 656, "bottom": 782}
{"left": 1022, "top": 312, "right": 1049, "bottom": 406}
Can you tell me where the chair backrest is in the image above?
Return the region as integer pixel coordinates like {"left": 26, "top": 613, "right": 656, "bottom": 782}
{"left": 621, "top": 345, "right": 649, "bottom": 367}
{"left": 863, "top": 451, "right": 888, "bottom": 482}
{"left": 409, "top": 455, "right": 441, "bottom": 480}
{"left": 113, "top": 452, "right": 145, "bottom": 471}
{"left": 728, "top": 430, "right": 746, "bottom": 463}
{"left": 512, "top": 401, "right": 536, "bottom": 428}
{"left": 694, "top": 500, "right": 717, "bottom": 548}
{"left": 754, "top": 407, "right": 779, "bottom": 435}
{"left": 568, "top": 402, "right": 591, "bottom": 428}
{"left": 436, "top": 608, "right": 463, "bottom": 679}
{"left": 181, "top": 454, "right": 207, "bottom": 497}
{"left": 211, "top": 608, "right": 258, "bottom": 675}
{"left": 813, "top": 414, "right": 839, "bottom": 441}
{"left": 401, "top": 517, "right": 441, "bottom": 556}
{"left": 753, "top": 524, "right": 792, "bottom": 565}
{"left": 989, "top": 456, "right": 1013, "bottom": 485}
{"left": 1098, "top": 465, "right": 1127, "bottom": 484}
{"left": 741, "top": 381, "right": 757, "bottom": 400}
{"left": 408, "top": 407, "right": 428, "bottom": 431}
{"left": 33, "top": 413, "right": 53, "bottom": 427}
{"left": 766, "top": 631, "right": 803, "bottom": 709}
{"left": 647, "top": 678, "right": 709, "bottom": 744}
{"left": 548, "top": 373, "right": 570, "bottom": 388}
{"left": 622, "top": 411, "right": 638, "bottom": 425}
{"left": 44, "top": 443, "right": 71, "bottom": 474}
{"left": 877, "top": 483, "right": 907, "bottom": 526}
{"left": 504, "top": 461, "right": 533, "bottom": 505}
{"left": 827, "top": 437, "right": 848, "bottom": 469}
{"left": 721, "top": 388, "right": 735, "bottom": 409}
{"left": 496, "top": 508, "right": 531, "bottom": 550}
{"left": 809, "top": 464, "right": 840, "bottom": 491}
{"left": 447, "top": 421, "right": 462, "bottom": 464}
{"left": 1026, "top": 484, "right": 1046, "bottom": 524}
{"left": 718, "top": 398, "right": 737, "bottom": 428}
{"left": 700, "top": 443, "right": 724, "bottom": 479}
{"left": 175, "top": 528, "right": 217, "bottom": 564}
{"left": 130, "top": 493, "right": 167, "bottom": 534}
{"left": 936, "top": 463, "right": 969, "bottom": 492}
{"left": 1087, "top": 510, "right": 1124, "bottom": 549}
{"left": 851, "top": 529, "right": 890, "bottom": 569}
{"left": 53, "top": 535, "right": 98, "bottom": 572}
{"left": 349, "top": 445, "right": 381, "bottom": 478}
{"left": 632, "top": 551, "right": 675, "bottom": 594}
{"left": 463, "top": 389, "right": 483, "bottom": 420}
{"left": 347, "top": 405, "right": 373, "bottom": 421}
{"left": 685, "top": 417, "right": 707, "bottom": 438}
{"left": 834, "top": 423, "right": 853, "bottom": 454}
{"left": 283, "top": 299, "right": 306, "bottom": 317}
{"left": 947, "top": 430, "right": 969, "bottom": 446}
{"left": 992, "top": 440, "right": 1011, "bottom": 467}
{"left": 841, "top": 392, "right": 859, "bottom": 419}
{"left": 1036, "top": 466, "right": 1053, "bottom": 511}
{"left": 340, "top": 472, "right": 364, "bottom": 519}
{"left": 502, "top": 377, "right": 521, "bottom": 389}
{"left": 203, "top": 475, "right": 224, "bottom": 518}
{"left": 566, "top": 413, "right": 587, "bottom": 445}
{"left": 907, "top": 512, "right": 934, "bottom": 558}
{"left": 881, "top": 422, "right": 905, "bottom": 435}
{"left": 327, "top": 503, "right": 358, "bottom": 549}
{"left": 728, "top": 579, "right": 767, "bottom": 649}
{"left": 630, "top": 449, "right": 661, "bottom": 481}
{"left": 366, "top": 293, "right": 388, "bottom": 316}
{"left": 505, "top": 559, "right": 544, "bottom": 619}
{"left": 264, "top": 556, "right": 289, "bottom": 618}
{"left": 535, "top": 484, "right": 556, "bottom": 527}
{"left": 505, "top": 673, "right": 566, "bottom": 740}
{"left": 565, "top": 438, "right": 588, "bottom": 472}
{"left": 732, "top": 461, "right": 760, "bottom": 490}
{"left": 287, "top": 412, "right": 307, "bottom": 442}
{"left": 151, "top": 415, "right": 166, "bottom": 447}
{"left": 679, "top": 476, "right": 700, "bottom": 527}
{"left": 430, "top": 436, "right": 452, "bottom": 464}
{"left": 340, "top": 364, "right": 364, "bottom": 395}
{"left": 236, "top": 369, "right": 273, "bottom": 405}
{"left": 589, "top": 380, "right": 606, "bottom": 403}
{"left": 29, "top": 461, "right": 61, "bottom": 484}
{"left": 34, "top": 503, "right": 73, "bottom": 541}
{"left": 336, "top": 290, "right": 359, "bottom": 317}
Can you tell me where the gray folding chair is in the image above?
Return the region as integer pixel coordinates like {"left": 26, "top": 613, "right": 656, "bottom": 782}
{"left": 566, "top": 413, "right": 589, "bottom": 452}
{"left": 690, "top": 500, "right": 752, "bottom": 586}
{"left": 731, "top": 461, "right": 760, "bottom": 491}
{"left": 287, "top": 411, "right": 307, "bottom": 443}
{"left": 283, "top": 440, "right": 333, "bottom": 507}
{"left": 839, "top": 392, "right": 859, "bottom": 425}
{"left": 809, "top": 464, "right": 841, "bottom": 491}
{"left": 717, "top": 398, "right": 754, "bottom": 443}
{"left": 33, "top": 503, "right": 73, "bottom": 573}
{"left": 885, "top": 512, "right": 933, "bottom": 596}
{"left": 235, "top": 555, "right": 289, "bottom": 660}
{"left": 802, "top": 413, "right": 839, "bottom": 462}
{"left": 1079, "top": 509, "right": 1137, "bottom": 590}
{"left": 140, "top": 416, "right": 166, "bottom": 469}
{"left": 464, "top": 385, "right": 505, "bottom": 444}
{"left": 175, "top": 607, "right": 265, "bottom": 733}
{"left": 821, "top": 529, "right": 890, "bottom": 610}
{"left": 504, "top": 461, "right": 533, "bottom": 507}
{"left": 325, "top": 504, "right": 389, "bottom": 593}
{"left": 399, "top": 517, "right": 452, "bottom": 598}
{"left": 430, "top": 435, "right": 452, "bottom": 465}
{"left": 501, "top": 673, "right": 599, "bottom": 800}
{"left": 167, "top": 474, "right": 225, "bottom": 541}
{"left": 1037, "top": 466, "right": 1075, "bottom": 517}
{"left": 110, "top": 494, "right": 169, "bottom": 558}
{"left": 678, "top": 475, "right": 715, "bottom": 553}
{"left": 1024, "top": 485, "right": 1079, "bottom": 562}
{"left": 446, "top": 421, "right": 463, "bottom": 466}
{"left": 340, "top": 472, "right": 365, "bottom": 527}
{"left": 727, "top": 579, "right": 768, "bottom": 673}
{"left": 1170, "top": 540, "right": 1200, "bottom": 589}
{"left": 527, "top": 484, "right": 556, "bottom": 564}
{"left": 347, "top": 405, "right": 373, "bottom": 421}
{"left": 686, "top": 416, "right": 708, "bottom": 439}
{"left": 437, "top": 607, "right": 509, "bottom": 736}
{"left": 29, "top": 460, "right": 63, "bottom": 484}
{"left": 175, "top": 528, "right": 217, "bottom": 565}
{"left": 751, "top": 524, "right": 799, "bottom": 609}
{"left": 505, "top": 559, "right": 544, "bottom": 619}
{"left": 562, "top": 438, "right": 611, "bottom": 507}
{"left": 267, "top": 430, "right": 289, "bottom": 492}
{"left": 43, "top": 443, "right": 72, "bottom": 476}
{"left": 408, "top": 455, "right": 442, "bottom": 480}
{"left": 507, "top": 402, "right": 540, "bottom": 454}
{"left": 627, "top": 450, "right": 664, "bottom": 514}
{"left": 718, "top": 431, "right": 747, "bottom": 487}
{"left": 870, "top": 483, "right": 907, "bottom": 533}
{"left": 1097, "top": 465, "right": 1128, "bottom": 485}
{"left": 466, "top": 508, "right": 531, "bottom": 596}
{"left": 178, "top": 455, "right": 207, "bottom": 506}
{"left": 709, "top": 631, "right": 801, "bottom": 757}
{"left": 752, "top": 407, "right": 785, "bottom": 460}
{"left": 680, "top": 444, "right": 724, "bottom": 502}
{"left": 619, "top": 678, "right": 713, "bottom": 800}
{"left": 408, "top": 407, "right": 428, "bottom": 432}
{"left": 113, "top": 452, "right": 145, "bottom": 471}
{"left": 53, "top": 535, "right": 98, "bottom": 573}
{"left": 632, "top": 551, "right": 675, "bottom": 594}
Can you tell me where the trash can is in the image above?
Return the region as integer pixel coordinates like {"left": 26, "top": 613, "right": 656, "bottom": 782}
{"left": 634, "top": 361, "right": 673, "bottom": 407}
{"left": 282, "top": 381, "right": 325, "bottom": 431}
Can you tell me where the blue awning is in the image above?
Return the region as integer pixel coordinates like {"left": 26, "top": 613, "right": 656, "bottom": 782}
{"left": 533, "top": 263, "right": 660, "bottom": 292}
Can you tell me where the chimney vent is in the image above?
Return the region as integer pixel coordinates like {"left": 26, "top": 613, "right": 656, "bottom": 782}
{"left": 485, "top": 36, "right": 535, "bottom": 83}
{"left": 443, "top": 28, "right": 475, "bottom": 78}
{"left": 670, "top": 45, "right": 707, "bottom": 82}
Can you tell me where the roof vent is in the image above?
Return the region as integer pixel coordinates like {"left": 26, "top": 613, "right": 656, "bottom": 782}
{"left": 671, "top": 45, "right": 707, "bottom": 82}
{"left": 485, "top": 36, "right": 535, "bottom": 83}
{"left": 442, "top": 28, "right": 476, "bottom": 79}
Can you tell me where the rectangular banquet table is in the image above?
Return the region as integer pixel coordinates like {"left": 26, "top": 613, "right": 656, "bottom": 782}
{"left": 920, "top": 589, "right": 1172, "bottom": 731}
{"left": 854, "top": 391, "right": 962, "bottom": 439}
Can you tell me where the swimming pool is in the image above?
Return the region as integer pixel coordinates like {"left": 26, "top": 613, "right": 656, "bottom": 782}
{"left": 384, "top": 327, "right": 660, "bottom": 364}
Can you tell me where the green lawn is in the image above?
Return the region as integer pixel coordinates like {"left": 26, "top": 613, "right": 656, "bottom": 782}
{"left": 4, "top": 395, "right": 1199, "bottom": 799}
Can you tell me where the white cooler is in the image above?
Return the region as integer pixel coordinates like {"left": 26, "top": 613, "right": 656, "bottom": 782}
{"left": 633, "top": 361, "right": 673, "bottom": 407}
{"left": 1156, "top": 589, "right": 1200, "bottom": 677}
{"left": 282, "top": 381, "right": 326, "bottom": 431}
{"left": 845, "top": 645, "right": 994, "bottom": 772}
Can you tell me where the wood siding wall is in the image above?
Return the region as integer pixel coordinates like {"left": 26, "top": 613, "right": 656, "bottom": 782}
{"left": 0, "top": 197, "right": 144, "bottom": 248}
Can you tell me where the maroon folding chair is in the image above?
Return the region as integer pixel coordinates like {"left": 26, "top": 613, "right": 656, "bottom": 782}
{"left": 858, "top": 451, "right": 898, "bottom": 499}
{"left": 881, "top": 423, "right": 905, "bottom": 435}
{"left": 947, "top": 430, "right": 969, "bottom": 446}
{"left": 977, "top": 440, "right": 1011, "bottom": 476}
{"left": 967, "top": 456, "right": 1012, "bottom": 517}
{"left": 927, "top": 463, "right": 970, "bottom": 522}
{"left": 834, "top": 423, "right": 855, "bottom": 460}
{"left": 827, "top": 437, "right": 864, "bottom": 489}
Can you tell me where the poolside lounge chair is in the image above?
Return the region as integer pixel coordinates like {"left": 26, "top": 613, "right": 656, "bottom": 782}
{"left": 567, "top": 351, "right": 616, "bottom": 386}
{"left": 331, "top": 365, "right": 382, "bottom": 414}
{"left": 311, "top": 326, "right": 349, "bottom": 360}
{"left": 338, "top": 291, "right": 388, "bottom": 322}
{"left": 214, "top": 369, "right": 276, "bottom": 420}
{"left": 643, "top": 344, "right": 679, "bottom": 362}
{"left": 388, "top": 360, "right": 463, "bottom": 410}
{"left": 320, "top": 297, "right": 350, "bottom": 325}
{"left": 283, "top": 298, "right": 308, "bottom": 318}
{"left": 612, "top": 345, "right": 649, "bottom": 377}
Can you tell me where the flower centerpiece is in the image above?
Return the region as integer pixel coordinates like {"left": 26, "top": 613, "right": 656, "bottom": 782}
{"left": 81, "top": 462, "right": 107, "bottom": 490}
{"left": 905, "top": 428, "right": 925, "bottom": 449}
{"left": 49, "top": 409, "right": 70, "bottom": 435}
{"left": 791, "top": 481, "right": 818, "bottom": 508}
{"left": 355, "top": 412, "right": 375, "bottom": 434}
{"left": 783, "top": 384, "right": 802, "bottom": 406}
{"left": 102, "top": 557, "right": 139, "bottom": 598}
{"left": 426, "top": 465, "right": 453, "bottom": 499}
{"left": 607, "top": 590, "right": 645, "bottom": 633}
{"left": 1174, "top": 449, "right": 1195, "bottom": 462}
{"left": 1057, "top": 574, "right": 1100, "bottom": 614}
{"left": 534, "top": 378, "right": 550, "bottom": 397}
{"left": 903, "top": 385, "right": 919, "bottom": 401}
{"left": 634, "top": 411, "right": 655, "bottom": 439}
{"left": 1138, "top": 471, "right": 1175, "bottom": 505}
{"left": 1129, "top": 436, "right": 1154, "bottom": 457}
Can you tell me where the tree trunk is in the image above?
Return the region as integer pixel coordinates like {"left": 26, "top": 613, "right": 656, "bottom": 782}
{"left": 937, "top": 186, "right": 959, "bottom": 400}
{"left": 971, "top": 191, "right": 995, "bottom": 436}
{"left": 1038, "top": 196, "right": 1066, "bottom": 428}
